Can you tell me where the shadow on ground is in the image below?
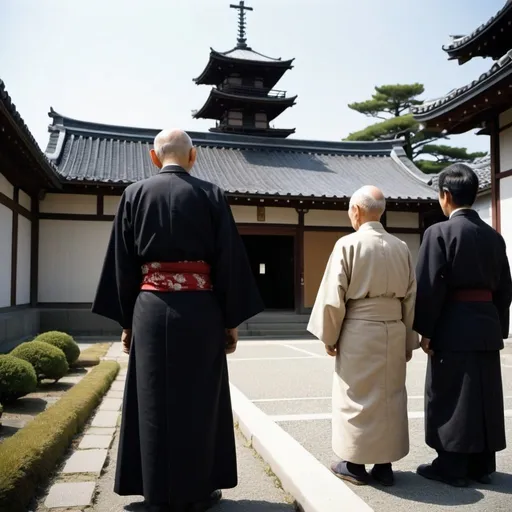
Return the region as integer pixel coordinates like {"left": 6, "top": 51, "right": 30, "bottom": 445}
{"left": 219, "top": 500, "right": 297, "bottom": 511}
{"left": 4, "top": 397, "right": 47, "bottom": 415}
{"left": 372, "top": 470, "right": 512, "bottom": 506}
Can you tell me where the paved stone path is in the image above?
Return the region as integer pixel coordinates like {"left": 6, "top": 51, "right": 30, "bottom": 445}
{"left": 228, "top": 339, "right": 512, "bottom": 512}
{"left": 37, "top": 342, "right": 294, "bottom": 511}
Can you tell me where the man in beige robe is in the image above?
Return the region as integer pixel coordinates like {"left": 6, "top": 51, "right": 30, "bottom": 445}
{"left": 307, "top": 185, "right": 419, "bottom": 487}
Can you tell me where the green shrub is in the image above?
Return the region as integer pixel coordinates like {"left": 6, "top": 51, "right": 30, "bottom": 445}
{"left": 33, "top": 331, "right": 80, "bottom": 365}
{"left": 0, "top": 361, "right": 119, "bottom": 512}
{"left": 10, "top": 342, "right": 69, "bottom": 382}
{"left": 0, "top": 355, "right": 37, "bottom": 403}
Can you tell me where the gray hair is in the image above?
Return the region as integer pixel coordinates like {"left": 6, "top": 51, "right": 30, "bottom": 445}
{"left": 154, "top": 129, "right": 193, "bottom": 161}
{"left": 349, "top": 185, "right": 386, "bottom": 216}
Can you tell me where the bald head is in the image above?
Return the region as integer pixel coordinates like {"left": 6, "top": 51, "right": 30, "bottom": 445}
{"left": 152, "top": 129, "right": 196, "bottom": 171}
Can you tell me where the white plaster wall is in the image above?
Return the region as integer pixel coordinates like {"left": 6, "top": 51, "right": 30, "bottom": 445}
{"left": 19, "top": 190, "right": 31, "bottom": 211}
{"left": 499, "top": 176, "right": 512, "bottom": 334}
{"left": 0, "top": 204, "right": 13, "bottom": 307}
{"left": 0, "top": 172, "right": 13, "bottom": 199}
{"left": 500, "top": 108, "right": 512, "bottom": 128}
{"left": 38, "top": 220, "right": 112, "bottom": 302}
{"left": 230, "top": 205, "right": 298, "bottom": 224}
{"left": 500, "top": 176, "right": 512, "bottom": 265}
{"left": 499, "top": 127, "right": 512, "bottom": 173}
{"left": 104, "top": 196, "right": 121, "bottom": 216}
{"left": 40, "top": 194, "right": 97, "bottom": 214}
{"left": 16, "top": 216, "right": 31, "bottom": 305}
{"left": 393, "top": 233, "right": 420, "bottom": 266}
{"left": 305, "top": 209, "right": 351, "bottom": 227}
{"left": 386, "top": 211, "right": 419, "bottom": 228}
{"left": 473, "top": 194, "right": 492, "bottom": 226}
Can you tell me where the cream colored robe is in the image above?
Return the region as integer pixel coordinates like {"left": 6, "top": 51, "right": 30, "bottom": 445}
{"left": 307, "top": 221, "right": 419, "bottom": 465}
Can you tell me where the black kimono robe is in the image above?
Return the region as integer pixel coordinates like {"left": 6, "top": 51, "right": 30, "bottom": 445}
{"left": 414, "top": 209, "right": 512, "bottom": 468}
{"left": 92, "top": 165, "right": 264, "bottom": 505}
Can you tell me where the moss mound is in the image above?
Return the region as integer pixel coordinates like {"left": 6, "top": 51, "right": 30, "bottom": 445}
{"left": 10, "top": 342, "right": 69, "bottom": 382}
{"left": 33, "top": 331, "right": 80, "bottom": 366}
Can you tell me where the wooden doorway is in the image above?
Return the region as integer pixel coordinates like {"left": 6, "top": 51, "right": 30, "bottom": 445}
{"left": 237, "top": 225, "right": 298, "bottom": 311}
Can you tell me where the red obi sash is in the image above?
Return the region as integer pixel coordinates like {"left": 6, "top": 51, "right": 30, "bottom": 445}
{"left": 141, "top": 261, "right": 212, "bottom": 292}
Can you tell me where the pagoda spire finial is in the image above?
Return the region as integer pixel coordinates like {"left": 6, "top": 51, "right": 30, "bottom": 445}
{"left": 230, "top": 0, "right": 253, "bottom": 49}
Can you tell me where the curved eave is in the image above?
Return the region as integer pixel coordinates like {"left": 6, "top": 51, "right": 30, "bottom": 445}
{"left": 0, "top": 83, "right": 61, "bottom": 190}
{"left": 193, "top": 49, "right": 294, "bottom": 85}
{"left": 442, "top": 2, "right": 512, "bottom": 63}
{"left": 412, "top": 56, "right": 512, "bottom": 131}
{"left": 209, "top": 126, "right": 296, "bottom": 138}
{"left": 193, "top": 89, "right": 297, "bottom": 122}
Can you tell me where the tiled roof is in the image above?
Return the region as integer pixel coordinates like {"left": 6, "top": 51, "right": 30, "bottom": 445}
{"left": 412, "top": 50, "right": 512, "bottom": 119}
{"left": 0, "top": 80, "right": 61, "bottom": 189}
{"left": 429, "top": 156, "right": 491, "bottom": 193}
{"left": 443, "top": 1, "right": 512, "bottom": 55}
{"left": 44, "top": 110, "right": 437, "bottom": 201}
{"left": 219, "top": 47, "right": 286, "bottom": 63}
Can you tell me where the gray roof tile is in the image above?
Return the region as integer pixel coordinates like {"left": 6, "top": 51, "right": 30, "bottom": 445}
{"left": 0, "top": 79, "right": 61, "bottom": 188}
{"left": 412, "top": 50, "right": 512, "bottom": 119}
{"left": 443, "top": 1, "right": 512, "bottom": 54}
{"left": 429, "top": 156, "right": 491, "bottom": 192}
{"left": 45, "top": 111, "right": 437, "bottom": 201}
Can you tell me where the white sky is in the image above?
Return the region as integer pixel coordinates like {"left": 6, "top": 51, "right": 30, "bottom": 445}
{"left": 0, "top": 0, "right": 505, "bottom": 155}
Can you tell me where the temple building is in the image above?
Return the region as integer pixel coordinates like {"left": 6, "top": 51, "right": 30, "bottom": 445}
{"left": 1, "top": 1, "right": 450, "bottom": 350}
{"left": 192, "top": 1, "right": 297, "bottom": 138}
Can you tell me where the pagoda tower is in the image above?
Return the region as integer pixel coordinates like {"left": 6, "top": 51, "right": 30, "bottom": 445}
{"left": 192, "top": 1, "right": 297, "bottom": 138}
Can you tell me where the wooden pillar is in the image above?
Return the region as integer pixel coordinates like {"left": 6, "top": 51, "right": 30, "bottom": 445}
{"left": 491, "top": 119, "right": 501, "bottom": 232}
{"left": 10, "top": 187, "right": 19, "bottom": 306}
{"left": 295, "top": 209, "right": 306, "bottom": 314}
{"left": 97, "top": 193, "right": 104, "bottom": 216}
{"left": 30, "top": 195, "right": 39, "bottom": 307}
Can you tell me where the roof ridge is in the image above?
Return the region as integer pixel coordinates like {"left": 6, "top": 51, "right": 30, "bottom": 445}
{"left": 442, "top": 0, "right": 512, "bottom": 53}
{"left": 0, "top": 79, "right": 62, "bottom": 188}
{"left": 412, "top": 48, "right": 512, "bottom": 117}
{"left": 46, "top": 108, "right": 407, "bottom": 156}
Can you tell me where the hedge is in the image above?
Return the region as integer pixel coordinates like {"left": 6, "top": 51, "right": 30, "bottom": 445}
{"left": 0, "top": 360, "right": 119, "bottom": 512}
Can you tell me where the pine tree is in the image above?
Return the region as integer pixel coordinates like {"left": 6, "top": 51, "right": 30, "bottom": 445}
{"left": 344, "top": 84, "right": 486, "bottom": 173}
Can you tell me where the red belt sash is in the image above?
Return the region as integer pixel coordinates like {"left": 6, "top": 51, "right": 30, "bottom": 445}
{"left": 141, "top": 261, "right": 212, "bottom": 292}
{"left": 451, "top": 289, "right": 492, "bottom": 302}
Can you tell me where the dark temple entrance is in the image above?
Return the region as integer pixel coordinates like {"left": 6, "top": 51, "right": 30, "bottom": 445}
{"left": 241, "top": 235, "right": 295, "bottom": 310}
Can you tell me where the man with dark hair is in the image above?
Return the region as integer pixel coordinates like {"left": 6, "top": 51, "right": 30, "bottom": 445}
{"left": 414, "top": 163, "right": 512, "bottom": 487}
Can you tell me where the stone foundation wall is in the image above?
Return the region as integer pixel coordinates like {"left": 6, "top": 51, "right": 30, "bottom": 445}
{"left": 0, "top": 307, "right": 40, "bottom": 353}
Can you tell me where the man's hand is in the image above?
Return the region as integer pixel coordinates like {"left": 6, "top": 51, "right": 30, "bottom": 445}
{"left": 225, "top": 328, "right": 238, "bottom": 355}
{"left": 121, "top": 329, "right": 132, "bottom": 354}
{"left": 325, "top": 344, "right": 337, "bottom": 357}
{"left": 406, "top": 349, "right": 413, "bottom": 362}
{"left": 420, "top": 337, "right": 433, "bottom": 356}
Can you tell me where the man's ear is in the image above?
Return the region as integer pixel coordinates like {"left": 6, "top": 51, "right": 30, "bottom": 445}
{"left": 150, "top": 149, "right": 162, "bottom": 169}
{"left": 189, "top": 147, "right": 197, "bottom": 167}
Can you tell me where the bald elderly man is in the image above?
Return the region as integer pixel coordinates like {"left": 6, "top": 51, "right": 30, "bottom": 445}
{"left": 93, "top": 129, "right": 263, "bottom": 512}
{"left": 308, "top": 186, "right": 419, "bottom": 487}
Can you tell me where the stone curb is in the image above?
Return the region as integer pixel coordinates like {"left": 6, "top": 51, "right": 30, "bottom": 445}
{"left": 229, "top": 384, "right": 373, "bottom": 512}
{"left": 42, "top": 367, "right": 126, "bottom": 510}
